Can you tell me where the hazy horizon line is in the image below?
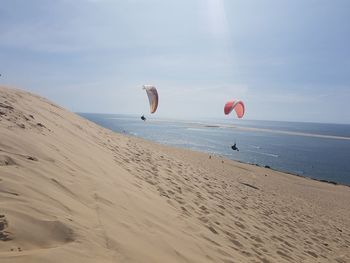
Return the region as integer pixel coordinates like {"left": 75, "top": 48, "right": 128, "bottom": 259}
{"left": 77, "top": 112, "right": 350, "bottom": 126}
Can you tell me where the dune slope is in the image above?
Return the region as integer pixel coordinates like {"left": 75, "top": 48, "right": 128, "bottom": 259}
{"left": 0, "top": 86, "right": 349, "bottom": 263}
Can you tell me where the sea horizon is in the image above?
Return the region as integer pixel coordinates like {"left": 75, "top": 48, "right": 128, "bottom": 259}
{"left": 77, "top": 112, "right": 350, "bottom": 127}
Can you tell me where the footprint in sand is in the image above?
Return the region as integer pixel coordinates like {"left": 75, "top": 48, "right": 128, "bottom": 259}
{"left": 0, "top": 155, "right": 17, "bottom": 166}
{"left": 0, "top": 212, "right": 74, "bottom": 253}
{"left": 199, "top": 205, "right": 210, "bottom": 214}
{"left": 234, "top": 221, "right": 246, "bottom": 229}
{"left": 0, "top": 215, "right": 12, "bottom": 241}
{"left": 207, "top": 225, "right": 218, "bottom": 234}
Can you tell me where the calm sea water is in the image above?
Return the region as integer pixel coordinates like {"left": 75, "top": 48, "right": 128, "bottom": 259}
{"left": 79, "top": 113, "right": 350, "bottom": 185}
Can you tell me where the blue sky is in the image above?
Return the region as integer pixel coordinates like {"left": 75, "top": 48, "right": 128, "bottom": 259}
{"left": 0, "top": 0, "right": 349, "bottom": 123}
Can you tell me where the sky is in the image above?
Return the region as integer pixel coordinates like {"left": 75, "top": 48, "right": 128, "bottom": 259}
{"left": 0, "top": 0, "right": 349, "bottom": 124}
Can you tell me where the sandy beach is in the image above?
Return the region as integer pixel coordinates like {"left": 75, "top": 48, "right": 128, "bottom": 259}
{"left": 0, "top": 86, "right": 349, "bottom": 262}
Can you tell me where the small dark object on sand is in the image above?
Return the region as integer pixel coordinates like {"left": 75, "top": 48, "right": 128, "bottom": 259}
{"left": 27, "top": 156, "right": 38, "bottom": 161}
{"left": 209, "top": 155, "right": 212, "bottom": 159}
{"left": 240, "top": 182, "right": 259, "bottom": 190}
{"left": 264, "top": 165, "right": 271, "bottom": 169}
{"left": 319, "top": 179, "right": 337, "bottom": 185}
{"left": 37, "top": 123, "right": 45, "bottom": 127}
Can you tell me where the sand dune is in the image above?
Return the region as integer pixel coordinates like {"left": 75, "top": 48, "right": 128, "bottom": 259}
{"left": 0, "top": 86, "right": 349, "bottom": 262}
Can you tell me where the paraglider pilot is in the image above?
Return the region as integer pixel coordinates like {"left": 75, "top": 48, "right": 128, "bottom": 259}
{"left": 231, "top": 143, "right": 239, "bottom": 152}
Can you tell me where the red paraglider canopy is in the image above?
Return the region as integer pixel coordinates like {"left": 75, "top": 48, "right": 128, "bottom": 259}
{"left": 224, "top": 100, "right": 245, "bottom": 118}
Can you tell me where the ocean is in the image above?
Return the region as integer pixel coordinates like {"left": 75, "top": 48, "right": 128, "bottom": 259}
{"left": 79, "top": 113, "right": 350, "bottom": 185}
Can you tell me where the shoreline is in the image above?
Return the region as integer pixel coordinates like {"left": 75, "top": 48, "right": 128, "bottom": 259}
{"left": 100, "top": 129, "right": 350, "bottom": 188}
{"left": 80, "top": 112, "right": 350, "bottom": 186}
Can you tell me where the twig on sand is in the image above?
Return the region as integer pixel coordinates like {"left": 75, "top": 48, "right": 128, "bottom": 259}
{"left": 240, "top": 182, "right": 259, "bottom": 190}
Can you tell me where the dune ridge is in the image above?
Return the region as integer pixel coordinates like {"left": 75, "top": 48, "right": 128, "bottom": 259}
{"left": 0, "top": 86, "right": 349, "bottom": 262}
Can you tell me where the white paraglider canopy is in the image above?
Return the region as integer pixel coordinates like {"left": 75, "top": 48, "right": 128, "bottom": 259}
{"left": 143, "top": 85, "right": 159, "bottom": 114}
